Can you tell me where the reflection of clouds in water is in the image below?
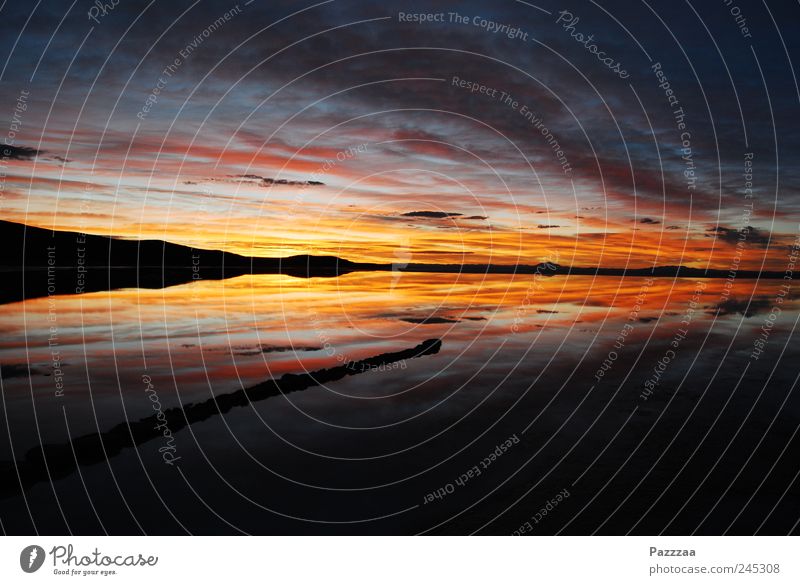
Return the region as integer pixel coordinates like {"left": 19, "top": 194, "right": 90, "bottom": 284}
{"left": 0, "top": 272, "right": 798, "bottom": 532}
{"left": 0, "top": 363, "right": 43, "bottom": 379}
{"left": 1, "top": 274, "right": 796, "bottom": 393}
{"left": 1, "top": 273, "right": 797, "bottom": 458}
{"left": 710, "top": 297, "right": 773, "bottom": 318}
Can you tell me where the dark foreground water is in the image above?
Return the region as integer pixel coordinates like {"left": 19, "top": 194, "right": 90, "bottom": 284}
{"left": 0, "top": 272, "right": 798, "bottom": 534}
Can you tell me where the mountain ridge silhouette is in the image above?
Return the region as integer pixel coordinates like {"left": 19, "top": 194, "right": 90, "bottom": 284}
{"left": 0, "top": 219, "right": 784, "bottom": 304}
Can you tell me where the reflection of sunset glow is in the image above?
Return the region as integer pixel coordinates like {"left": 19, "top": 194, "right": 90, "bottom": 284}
{"left": 2, "top": 273, "right": 793, "bottom": 415}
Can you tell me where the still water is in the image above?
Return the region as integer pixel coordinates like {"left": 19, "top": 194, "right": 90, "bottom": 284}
{"left": 0, "top": 272, "right": 797, "bottom": 534}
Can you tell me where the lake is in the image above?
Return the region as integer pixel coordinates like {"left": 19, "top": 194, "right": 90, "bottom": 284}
{"left": 0, "top": 272, "right": 797, "bottom": 534}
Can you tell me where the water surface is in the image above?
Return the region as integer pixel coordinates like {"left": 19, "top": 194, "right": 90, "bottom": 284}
{"left": 1, "top": 272, "right": 797, "bottom": 534}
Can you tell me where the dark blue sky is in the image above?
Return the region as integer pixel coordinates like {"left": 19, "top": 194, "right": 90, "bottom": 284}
{"left": 0, "top": 0, "right": 798, "bottom": 267}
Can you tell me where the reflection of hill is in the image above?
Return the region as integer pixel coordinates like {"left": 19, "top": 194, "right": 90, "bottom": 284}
{"left": 0, "top": 219, "right": 785, "bottom": 304}
{"left": 0, "top": 220, "right": 389, "bottom": 303}
{"left": 403, "top": 263, "right": 783, "bottom": 279}
{"left": 0, "top": 338, "right": 442, "bottom": 499}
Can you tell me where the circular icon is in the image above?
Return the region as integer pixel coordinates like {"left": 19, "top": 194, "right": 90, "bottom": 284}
{"left": 19, "top": 545, "right": 45, "bottom": 573}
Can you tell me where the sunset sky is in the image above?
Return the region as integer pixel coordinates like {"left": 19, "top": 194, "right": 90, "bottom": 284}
{"left": 1, "top": 0, "right": 798, "bottom": 269}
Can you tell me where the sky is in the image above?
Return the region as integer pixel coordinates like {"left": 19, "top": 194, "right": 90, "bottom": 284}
{"left": 0, "top": 0, "right": 798, "bottom": 269}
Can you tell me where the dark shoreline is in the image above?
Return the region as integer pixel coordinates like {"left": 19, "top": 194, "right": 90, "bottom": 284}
{"left": 0, "top": 338, "right": 442, "bottom": 499}
{"left": 0, "top": 218, "right": 786, "bottom": 305}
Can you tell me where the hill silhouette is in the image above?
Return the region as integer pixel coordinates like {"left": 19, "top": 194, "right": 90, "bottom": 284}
{"left": 0, "top": 220, "right": 388, "bottom": 303}
{"left": 0, "top": 219, "right": 784, "bottom": 304}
